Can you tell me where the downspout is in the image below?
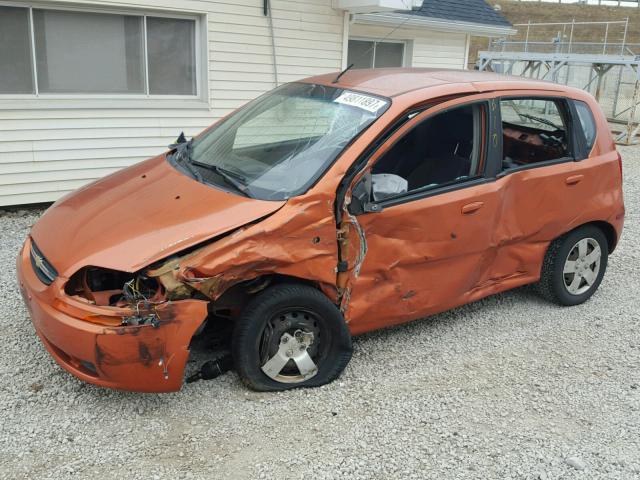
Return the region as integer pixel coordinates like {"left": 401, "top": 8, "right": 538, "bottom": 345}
{"left": 463, "top": 33, "right": 471, "bottom": 70}
{"left": 265, "top": 0, "right": 279, "bottom": 87}
{"left": 341, "top": 11, "right": 351, "bottom": 70}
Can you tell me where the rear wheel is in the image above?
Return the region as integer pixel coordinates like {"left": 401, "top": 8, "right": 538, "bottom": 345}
{"left": 536, "top": 225, "right": 608, "bottom": 306}
{"left": 232, "top": 284, "right": 352, "bottom": 391}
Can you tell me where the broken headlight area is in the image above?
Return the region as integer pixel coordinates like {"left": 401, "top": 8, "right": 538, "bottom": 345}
{"left": 61, "top": 266, "right": 209, "bottom": 327}
{"left": 63, "top": 267, "right": 173, "bottom": 326}
{"left": 64, "top": 267, "right": 162, "bottom": 306}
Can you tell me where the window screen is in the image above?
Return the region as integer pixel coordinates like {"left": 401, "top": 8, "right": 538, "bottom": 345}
{"left": 33, "top": 9, "right": 145, "bottom": 94}
{"left": 347, "top": 40, "right": 404, "bottom": 69}
{"left": 1, "top": 7, "right": 198, "bottom": 96}
{"left": 348, "top": 40, "right": 375, "bottom": 69}
{"left": 574, "top": 101, "right": 597, "bottom": 152}
{"left": 147, "top": 17, "right": 197, "bottom": 95}
{"left": 374, "top": 42, "right": 404, "bottom": 68}
{"left": 0, "top": 6, "right": 34, "bottom": 94}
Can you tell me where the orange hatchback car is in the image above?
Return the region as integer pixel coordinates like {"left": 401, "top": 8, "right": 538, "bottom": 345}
{"left": 17, "top": 69, "right": 624, "bottom": 392}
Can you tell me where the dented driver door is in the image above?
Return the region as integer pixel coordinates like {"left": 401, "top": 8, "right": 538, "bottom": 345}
{"left": 341, "top": 97, "right": 507, "bottom": 335}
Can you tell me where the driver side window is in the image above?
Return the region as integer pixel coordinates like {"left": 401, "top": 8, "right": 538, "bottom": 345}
{"left": 371, "top": 103, "right": 485, "bottom": 201}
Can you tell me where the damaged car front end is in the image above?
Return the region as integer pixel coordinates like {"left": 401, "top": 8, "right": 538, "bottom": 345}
{"left": 18, "top": 237, "right": 210, "bottom": 392}
{"left": 17, "top": 81, "right": 390, "bottom": 392}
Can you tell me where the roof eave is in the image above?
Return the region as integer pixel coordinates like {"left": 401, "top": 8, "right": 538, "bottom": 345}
{"left": 353, "top": 12, "right": 517, "bottom": 37}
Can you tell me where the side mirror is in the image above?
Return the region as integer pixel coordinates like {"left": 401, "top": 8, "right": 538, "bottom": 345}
{"left": 169, "top": 131, "right": 189, "bottom": 151}
{"left": 348, "top": 172, "right": 408, "bottom": 215}
{"left": 348, "top": 172, "right": 379, "bottom": 215}
{"left": 371, "top": 173, "right": 408, "bottom": 202}
{"left": 175, "top": 131, "right": 187, "bottom": 144}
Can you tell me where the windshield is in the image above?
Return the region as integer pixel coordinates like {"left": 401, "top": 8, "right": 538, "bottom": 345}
{"left": 188, "top": 83, "right": 390, "bottom": 200}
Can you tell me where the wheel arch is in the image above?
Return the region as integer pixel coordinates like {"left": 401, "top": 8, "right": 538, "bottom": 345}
{"left": 540, "top": 220, "right": 618, "bottom": 277}
{"left": 582, "top": 220, "right": 618, "bottom": 254}
{"left": 188, "top": 273, "right": 338, "bottom": 354}
{"left": 211, "top": 273, "right": 339, "bottom": 317}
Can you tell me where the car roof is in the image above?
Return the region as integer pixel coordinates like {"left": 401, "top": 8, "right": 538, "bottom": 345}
{"left": 304, "top": 68, "right": 569, "bottom": 98}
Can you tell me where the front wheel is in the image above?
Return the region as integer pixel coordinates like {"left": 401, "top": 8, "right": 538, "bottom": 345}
{"left": 232, "top": 284, "right": 352, "bottom": 391}
{"left": 536, "top": 225, "right": 608, "bottom": 306}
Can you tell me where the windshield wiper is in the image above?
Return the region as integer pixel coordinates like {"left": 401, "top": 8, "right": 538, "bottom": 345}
{"left": 518, "top": 113, "right": 562, "bottom": 131}
{"left": 169, "top": 140, "right": 204, "bottom": 182}
{"left": 191, "top": 161, "right": 251, "bottom": 197}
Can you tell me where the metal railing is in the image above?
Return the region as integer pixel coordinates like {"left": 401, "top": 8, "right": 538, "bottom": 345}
{"left": 490, "top": 40, "right": 640, "bottom": 56}
{"left": 510, "top": 0, "right": 639, "bottom": 6}
{"left": 489, "top": 19, "right": 634, "bottom": 56}
{"left": 479, "top": 19, "right": 640, "bottom": 144}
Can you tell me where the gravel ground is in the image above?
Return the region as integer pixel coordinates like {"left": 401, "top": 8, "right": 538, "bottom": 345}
{"left": 0, "top": 147, "right": 639, "bottom": 480}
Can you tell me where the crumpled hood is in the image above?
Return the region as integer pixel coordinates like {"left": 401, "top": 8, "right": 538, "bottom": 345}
{"left": 30, "top": 155, "right": 285, "bottom": 276}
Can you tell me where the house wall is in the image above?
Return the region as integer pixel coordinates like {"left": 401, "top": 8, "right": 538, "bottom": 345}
{"left": 0, "top": 0, "right": 346, "bottom": 206}
{"left": 0, "top": 1, "right": 472, "bottom": 206}
{"left": 349, "top": 23, "right": 469, "bottom": 69}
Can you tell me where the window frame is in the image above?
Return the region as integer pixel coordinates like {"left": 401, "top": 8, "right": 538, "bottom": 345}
{"left": 350, "top": 99, "right": 494, "bottom": 212}
{"left": 496, "top": 95, "right": 581, "bottom": 178}
{"left": 0, "top": 1, "right": 207, "bottom": 101}
{"left": 347, "top": 37, "right": 407, "bottom": 69}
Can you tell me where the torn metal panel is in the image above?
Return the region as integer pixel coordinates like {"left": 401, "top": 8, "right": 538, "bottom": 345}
{"left": 29, "top": 155, "right": 286, "bottom": 277}
{"left": 336, "top": 196, "right": 368, "bottom": 314}
{"left": 94, "top": 300, "right": 209, "bottom": 392}
{"left": 343, "top": 179, "right": 506, "bottom": 333}
{"left": 154, "top": 193, "right": 343, "bottom": 303}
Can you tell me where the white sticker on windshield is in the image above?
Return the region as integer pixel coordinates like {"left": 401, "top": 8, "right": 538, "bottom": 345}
{"left": 334, "top": 91, "right": 387, "bottom": 114}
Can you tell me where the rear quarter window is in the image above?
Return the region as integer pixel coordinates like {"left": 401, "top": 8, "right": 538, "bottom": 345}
{"left": 574, "top": 101, "right": 597, "bottom": 152}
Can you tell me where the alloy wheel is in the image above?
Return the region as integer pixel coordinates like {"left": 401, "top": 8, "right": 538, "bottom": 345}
{"left": 563, "top": 237, "right": 601, "bottom": 295}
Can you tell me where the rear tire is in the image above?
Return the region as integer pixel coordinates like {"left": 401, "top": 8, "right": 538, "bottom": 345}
{"left": 536, "top": 225, "right": 608, "bottom": 306}
{"left": 232, "top": 284, "right": 352, "bottom": 391}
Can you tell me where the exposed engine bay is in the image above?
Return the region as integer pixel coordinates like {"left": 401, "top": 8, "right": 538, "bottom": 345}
{"left": 64, "top": 266, "right": 169, "bottom": 326}
{"left": 63, "top": 258, "right": 272, "bottom": 329}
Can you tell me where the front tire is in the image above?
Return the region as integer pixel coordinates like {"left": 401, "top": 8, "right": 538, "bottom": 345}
{"left": 232, "top": 284, "right": 352, "bottom": 391}
{"left": 536, "top": 225, "right": 608, "bottom": 306}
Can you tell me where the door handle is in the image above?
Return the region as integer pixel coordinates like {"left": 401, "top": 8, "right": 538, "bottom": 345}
{"left": 565, "top": 174, "right": 584, "bottom": 185}
{"left": 461, "top": 201, "right": 484, "bottom": 215}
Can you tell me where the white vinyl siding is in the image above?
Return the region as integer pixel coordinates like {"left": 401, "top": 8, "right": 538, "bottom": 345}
{"left": 349, "top": 23, "right": 468, "bottom": 70}
{"left": 0, "top": 0, "right": 474, "bottom": 206}
{"left": 0, "top": 0, "right": 345, "bottom": 206}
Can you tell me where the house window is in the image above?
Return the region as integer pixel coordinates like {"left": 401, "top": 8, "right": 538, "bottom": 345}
{"left": 0, "top": 5, "right": 198, "bottom": 96}
{"left": 0, "top": 6, "right": 34, "bottom": 94}
{"left": 347, "top": 39, "right": 405, "bottom": 69}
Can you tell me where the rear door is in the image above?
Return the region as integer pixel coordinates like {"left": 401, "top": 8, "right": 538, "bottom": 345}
{"left": 482, "top": 94, "right": 600, "bottom": 285}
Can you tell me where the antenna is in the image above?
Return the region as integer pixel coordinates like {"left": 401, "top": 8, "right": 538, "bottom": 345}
{"left": 333, "top": 63, "right": 355, "bottom": 84}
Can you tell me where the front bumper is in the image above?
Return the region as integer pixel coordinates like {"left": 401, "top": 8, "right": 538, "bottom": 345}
{"left": 17, "top": 238, "right": 208, "bottom": 392}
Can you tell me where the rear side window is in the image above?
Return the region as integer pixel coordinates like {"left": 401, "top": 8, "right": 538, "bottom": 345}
{"left": 574, "top": 101, "right": 597, "bottom": 152}
{"left": 499, "top": 98, "right": 570, "bottom": 171}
